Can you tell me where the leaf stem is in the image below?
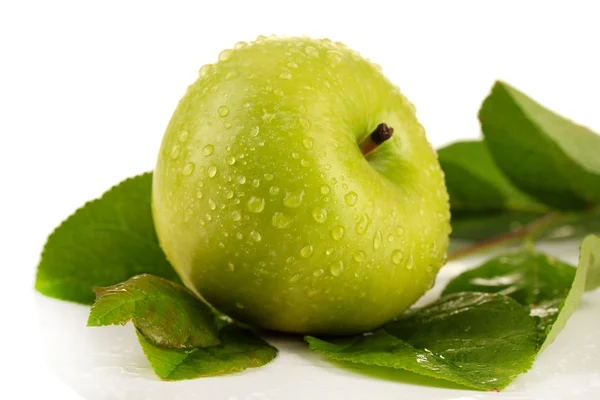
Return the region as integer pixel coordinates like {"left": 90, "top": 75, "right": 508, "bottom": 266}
{"left": 447, "top": 212, "right": 564, "bottom": 261}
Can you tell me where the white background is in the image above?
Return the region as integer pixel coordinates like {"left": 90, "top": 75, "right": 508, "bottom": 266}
{"left": 1, "top": 1, "right": 599, "bottom": 399}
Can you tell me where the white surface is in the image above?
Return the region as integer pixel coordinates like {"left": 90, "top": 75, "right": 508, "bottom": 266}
{"left": 1, "top": 1, "right": 600, "bottom": 399}
{"left": 36, "top": 240, "right": 600, "bottom": 400}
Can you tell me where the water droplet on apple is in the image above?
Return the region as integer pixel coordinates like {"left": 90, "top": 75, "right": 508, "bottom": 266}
{"left": 329, "top": 260, "right": 344, "bottom": 276}
{"left": 226, "top": 155, "right": 236, "bottom": 165}
{"left": 292, "top": 152, "right": 300, "bottom": 159}
{"left": 300, "top": 159, "right": 310, "bottom": 167}
{"left": 279, "top": 71, "right": 292, "bottom": 80}
{"left": 387, "top": 234, "right": 394, "bottom": 243}
{"left": 237, "top": 176, "right": 246, "bottom": 184}
{"left": 203, "top": 144, "right": 214, "bottom": 156}
{"left": 250, "top": 230, "right": 262, "bottom": 242}
{"left": 224, "top": 190, "right": 234, "bottom": 199}
{"left": 283, "top": 189, "right": 304, "bottom": 208}
{"left": 199, "top": 64, "right": 212, "bottom": 77}
{"left": 272, "top": 212, "right": 293, "bottom": 229}
{"left": 344, "top": 191, "right": 358, "bottom": 206}
{"left": 218, "top": 49, "right": 233, "bottom": 61}
{"left": 353, "top": 250, "right": 366, "bottom": 262}
{"left": 311, "top": 207, "right": 327, "bottom": 223}
{"left": 373, "top": 230, "right": 382, "bottom": 250}
{"left": 396, "top": 226, "right": 405, "bottom": 236}
{"left": 225, "top": 71, "right": 238, "bottom": 80}
{"left": 231, "top": 210, "right": 242, "bottom": 221}
{"left": 304, "top": 46, "right": 318, "bottom": 57}
{"left": 299, "top": 117, "right": 311, "bottom": 129}
{"left": 331, "top": 226, "right": 345, "bottom": 240}
{"left": 250, "top": 126, "right": 260, "bottom": 137}
{"left": 218, "top": 105, "right": 229, "bottom": 117}
{"left": 227, "top": 262, "right": 235, "bottom": 271}
{"left": 235, "top": 302, "right": 245, "bottom": 309}
{"left": 392, "top": 250, "right": 403, "bottom": 265}
{"left": 313, "top": 269, "right": 324, "bottom": 277}
{"left": 327, "top": 50, "right": 342, "bottom": 65}
{"left": 182, "top": 163, "right": 195, "bottom": 176}
{"left": 235, "top": 232, "right": 243, "bottom": 240}
{"left": 269, "top": 186, "right": 280, "bottom": 195}
{"left": 355, "top": 214, "right": 370, "bottom": 235}
{"left": 289, "top": 274, "right": 302, "bottom": 283}
{"left": 170, "top": 144, "right": 181, "bottom": 159}
{"left": 196, "top": 190, "right": 203, "bottom": 199}
{"left": 325, "top": 248, "right": 334, "bottom": 256}
{"left": 224, "top": 122, "right": 232, "bottom": 129}
{"left": 264, "top": 173, "right": 274, "bottom": 181}
{"left": 287, "top": 61, "right": 298, "bottom": 69}
{"left": 208, "top": 165, "right": 218, "bottom": 178}
{"left": 303, "top": 137, "right": 314, "bottom": 149}
{"left": 300, "top": 244, "right": 313, "bottom": 258}
{"left": 247, "top": 196, "right": 265, "bottom": 213}
{"left": 320, "top": 185, "right": 330, "bottom": 195}
{"left": 208, "top": 198, "right": 216, "bottom": 210}
{"left": 179, "top": 130, "right": 190, "bottom": 142}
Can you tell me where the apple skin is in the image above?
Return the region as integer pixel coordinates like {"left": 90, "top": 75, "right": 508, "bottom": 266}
{"left": 152, "top": 37, "right": 450, "bottom": 335}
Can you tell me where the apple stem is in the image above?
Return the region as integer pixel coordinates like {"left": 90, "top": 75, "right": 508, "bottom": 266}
{"left": 360, "top": 123, "right": 394, "bottom": 156}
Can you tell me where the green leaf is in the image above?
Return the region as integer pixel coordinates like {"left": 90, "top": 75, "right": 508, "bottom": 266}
{"left": 307, "top": 292, "right": 537, "bottom": 391}
{"left": 450, "top": 211, "right": 543, "bottom": 241}
{"left": 88, "top": 274, "right": 219, "bottom": 349}
{"left": 442, "top": 251, "right": 575, "bottom": 345}
{"left": 35, "top": 173, "right": 180, "bottom": 304}
{"left": 438, "top": 141, "right": 543, "bottom": 213}
{"left": 541, "top": 235, "right": 600, "bottom": 351}
{"left": 138, "top": 324, "right": 278, "bottom": 380}
{"left": 479, "top": 81, "right": 600, "bottom": 209}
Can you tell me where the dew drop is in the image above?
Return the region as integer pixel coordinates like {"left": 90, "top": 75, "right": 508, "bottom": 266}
{"left": 279, "top": 71, "right": 292, "bottom": 80}
{"left": 312, "top": 207, "right": 328, "bottom": 223}
{"left": 387, "top": 234, "right": 394, "bottom": 243}
{"left": 250, "top": 230, "right": 262, "bottom": 242}
{"left": 170, "top": 144, "right": 181, "bottom": 159}
{"left": 269, "top": 186, "right": 280, "bottom": 195}
{"left": 234, "top": 41, "right": 247, "bottom": 49}
{"left": 196, "top": 190, "right": 203, "bottom": 199}
{"left": 353, "top": 250, "right": 366, "bottom": 262}
{"left": 224, "top": 190, "right": 234, "bottom": 199}
{"left": 237, "top": 175, "right": 246, "bottom": 184}
{"left": 218, "top": 105, "right": 229, "bottom": 117}
{"left": 292, "top": 152, "right": 300, "bottom": 159}
{"left": 247, "top": 196, "right": 265, "bottom": 213}
{"left": 327, "top": 50, "right": 342, "bottom": 66}
{"left": 179, "top": 130, "right": 190, "bottom": 142}
{"left": 251, "top": 179, "right": 260, "bottom": 188}
{"left": 236, "top": 302, "right": 245, "bottom": 309}
{"left": 331, "top": 226, "right": 345, "bottom": 240}
{"left": 301, "top": 159, "right": 310, "bottom": 167}
{"left": 218, "top": 49, "right": 232, "bottom": 61}
{"left": 224, "top": 122, "right": 232, "bottom": 129}
{"left": 250, "top": 126, "right": 260, "bottom": 137}
{"left": 344, "top": 191, "right": 358, "bottom": 206}
{"left": 228, "top": 262, "right": 235, "bottom": 271}
{"left": 289, "top": 274, "right": 302, "bottom": 283}
{"left": 325, "top": 248, "right": 334, "bottom": 256}
{"left": 226, "top": 155, "right": 236, "bottom": 165}
{"left": 373, "top": 230, "right": 382, "bottom": 250}
{"left": 231, "top": 210, "right": 242, "bottom": 221}
{"left": 203, "top": 144, "right": 214, "bottom": 156}
{"left": 313, "top": 269, "right": 324, "bottom": 277}
{"left": 303, "top": 137, "right": 314, "bottom": 149}
{"left": 225, "top": 71, "right": 238, "bottom": 80}
{"left": 208, "top": 165, "right": 218, "bottom": 178}
{"left": 392, "top": 250, "right": 403, "bottom": 265}
{"left": 355, "top": 214, "right": 370, "bottom": 235}
{"left": 329, "top": 260, "right": 344, "bottom": 276}
{"left": 287, "top": 61, "right": 298, "bottom": 69}
{"left": 305, "top": 46, "right": 318, "bottom": 57}
{"left": 320, "top": 185, "right": 330, "bottom": 195}
{"left": 208, "top": 198, "right": 216, "bottom": 210}
{"left": 283, "top": 189, "right": 305, "bottom": 208}
{"left": 235, "top": 232, "right": 243, "bottom": 240}
{"left": 300, "top": 244, "right": 314, "bottom": 258}
{"left": 182, "top": 163, "right": 195, "bottom": 176}
{"left": 271, "top": 212, "right": 293, "bottom": 229}
{"left": 199, "top": 64, "right": 212, "bottom": 77}
{"left": 396, "top": 226, "right": 405, "bottom": 236}
{"left": 299, "top": 117, "right": 311, "bottom": 129}
{"left": 264, "top": 173, "right": 274, "bottom": 181}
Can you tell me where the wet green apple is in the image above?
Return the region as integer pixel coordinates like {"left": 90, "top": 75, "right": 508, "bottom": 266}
{"left": 152, "top": 36, "right": 450, "bottom": 335}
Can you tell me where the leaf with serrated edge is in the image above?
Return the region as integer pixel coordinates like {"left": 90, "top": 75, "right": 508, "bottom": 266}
{"left": 35, "top": 173, "right": 180, "bottom": 304}
{"left": 138, "top": 324, "right": 277, "bottom": 380}
{"left": 88, "top": 274, "right": 219, "bottom": 349}
{"left": 307, "top": 292, "right": 537, "bottom": 391}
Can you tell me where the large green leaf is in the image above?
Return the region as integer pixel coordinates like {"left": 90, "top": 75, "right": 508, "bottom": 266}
{"left": 35, "top": 173, "right": 180, "bottom": 304}
{"left": 479, "top": 81, "right": 600, "bottom": 209}
{"left": 138, "top": 324, "right": 278, "bottom": 380}
{"left": 438, "top": 141, "right": 543, "bottom": 213}
{"left": 88, "top": 274, "right": 219, "bottom": 349}
{"left": 307, "top": 292, "right": 537, "bottom": 391}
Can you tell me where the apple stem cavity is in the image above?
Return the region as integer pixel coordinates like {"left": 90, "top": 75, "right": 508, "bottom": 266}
{"left": 360, "top": 123, "right": 394, "bottom": 156}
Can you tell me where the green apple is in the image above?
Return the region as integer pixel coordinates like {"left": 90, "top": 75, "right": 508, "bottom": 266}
{"left": 152, "top": 36, "right": 450, "bottom": 335}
